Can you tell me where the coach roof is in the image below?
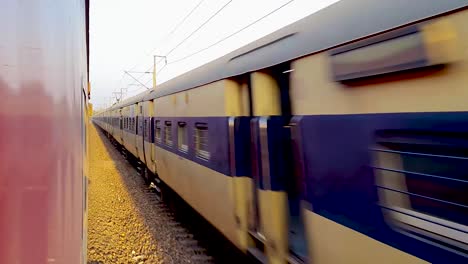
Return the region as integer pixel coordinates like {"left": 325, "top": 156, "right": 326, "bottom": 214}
{"left": 112, "top": 0, "right": 466, "bottom": 109}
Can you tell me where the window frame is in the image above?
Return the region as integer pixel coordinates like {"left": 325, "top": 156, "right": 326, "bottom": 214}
{"left": 155, "top": 120, "right": 161, "bottom": 143}
{"left": 177, "top": 122, "right": 188, "bottom": 152}
{"left": 194, "top": 122, "right": 210, "bottom": 160}
{"left": 164, "top": 121, "right": 173, "bottom": 146}
{"left": 373, "top": 140, "right": 468, "bottom": 252}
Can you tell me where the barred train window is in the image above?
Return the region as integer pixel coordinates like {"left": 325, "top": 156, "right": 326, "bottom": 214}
{"left": 372, "top": 131, "right": 468, "bottom": 252}
{"left": 164, "top": 121, "right": 172, "bottom": 146}
{"left": 178, "top": 122, "right": 188, "bottom": 152}
{"left": 195, "top": 123, "right": 210, "bottom": 160}
{"left": 155, "top": 120, "right": 161, "bottom": 143}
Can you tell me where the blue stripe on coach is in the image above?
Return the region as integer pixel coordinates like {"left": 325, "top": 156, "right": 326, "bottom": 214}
{"left": 295, "top": 112, "right": 468, "bottom": 264}
{"left": 154, "top": 116, "right": 231, "bottom": 176}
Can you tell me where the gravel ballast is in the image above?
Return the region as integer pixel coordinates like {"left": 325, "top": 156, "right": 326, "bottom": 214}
{"left": 87, "top": 125, "right": 213, "bottom": 264}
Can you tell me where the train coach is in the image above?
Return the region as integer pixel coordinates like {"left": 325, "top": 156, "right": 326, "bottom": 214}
{"left": 94, "top": 0, "right": 468, "bottom": 263}
{"left": 0, "top": 0, "right": 90, "bottom": 263}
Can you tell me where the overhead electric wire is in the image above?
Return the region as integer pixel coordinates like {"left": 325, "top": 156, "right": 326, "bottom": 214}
{"left": 127, "top": 62, "right": 166, "bottom": 93}
{"left": 124, "top": 0, "right": 233, "bottom": 88}
{"left": 125, "top": 0, "right": 295, "bottom": 93}
{"left": 126, "top": 59, "right": 167, "bottom": 88}
{"left": 164, "top": 0, "right": 207, "bottom": 42}
{"left": 106, "top": 0, "right": 298, "bottom": 107}
{"left": 164, "top": 0, "right": 233, "bottom": 57}
{"left": 127, "top": 0, "right": 207, "bottom": 72}
{"left": 169, "top": 0, "right": 295, "bottom": 64}
{"left": 157, "top": 63, "right": 168, "bottom": 75}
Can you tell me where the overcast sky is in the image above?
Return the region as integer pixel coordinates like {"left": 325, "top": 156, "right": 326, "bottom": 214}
{"left": 90, "top": 0, "right": 340, "bottom": 109}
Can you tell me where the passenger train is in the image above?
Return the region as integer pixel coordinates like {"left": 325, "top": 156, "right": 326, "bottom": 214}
{"left": 0, "top": 0, "right": 90, "bottom": 263}
{"left": 94, "top": 0, "right": 468, "bottom": 263}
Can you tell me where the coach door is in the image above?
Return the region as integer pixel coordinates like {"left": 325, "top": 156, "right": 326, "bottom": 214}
{"left": 136, "top": 102, "right": 145, "bottom": 162}
{"left": 248, "top": 63, "right": 307, "bottom": 263}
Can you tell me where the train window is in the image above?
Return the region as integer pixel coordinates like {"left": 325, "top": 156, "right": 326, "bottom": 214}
{"left": 155, "top": 120, "right": 161, "bottom": 143}
{"left": 178, "top": 122, "right": 188, "bottom": 152}
{"left": 195, "top": 123, "right": 210, "bottom": 160}
{"left": 372, "top": 131, "right": 468, "bottom": 252}
{"left": 164, "top": 121, "right": 172, "bottom": 146}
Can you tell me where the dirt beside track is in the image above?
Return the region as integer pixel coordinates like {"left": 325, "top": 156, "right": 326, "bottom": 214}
{"left": 87, "top": 124, "right": 209, "bottom": 264}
